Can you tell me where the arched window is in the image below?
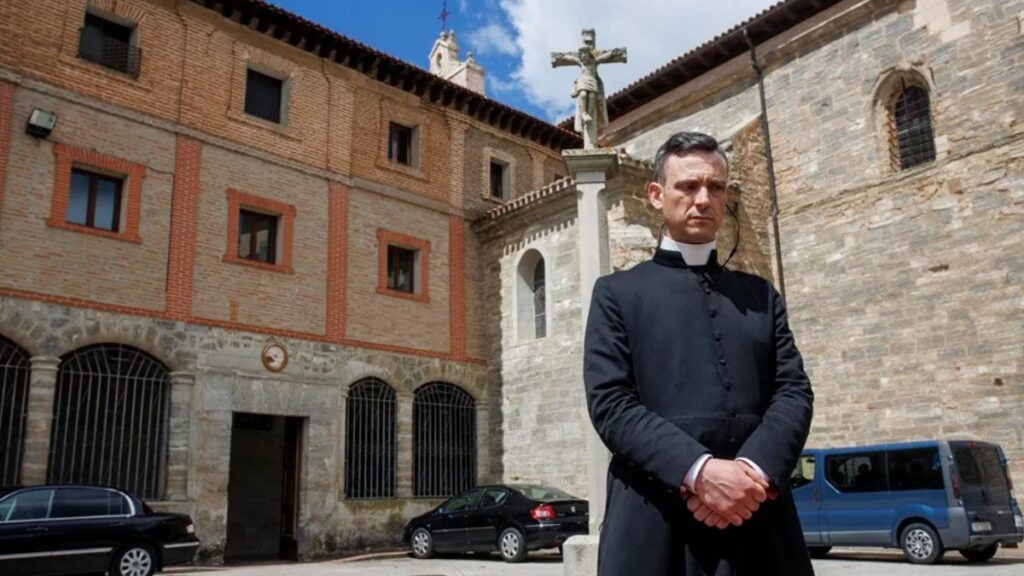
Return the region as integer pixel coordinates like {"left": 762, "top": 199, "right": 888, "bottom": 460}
{"left": 345, "top": 378, "right": 396, "bottom": 499}
{"left": 0, "top": 336, "right": 30, "bottom": 486}
{"left": 889, "top": 84, "right": 936, "bottom": 170}
{"left": 517, "top": 249, "right": 548, "bottom": 341}
{"left": 49, "top": 344, "right": 170, "bottom": 499}
{"left": 413, "top": 382, "right": 476, "bottom": 497}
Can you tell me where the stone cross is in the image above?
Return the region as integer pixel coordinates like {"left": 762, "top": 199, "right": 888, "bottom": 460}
{"left": 552, "top": 29, "right": 627, "bottom": 149}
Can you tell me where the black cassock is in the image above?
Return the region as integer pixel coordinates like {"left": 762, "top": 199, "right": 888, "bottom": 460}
{"left": 584, "top": 249, "right": 815, "bottom": 576}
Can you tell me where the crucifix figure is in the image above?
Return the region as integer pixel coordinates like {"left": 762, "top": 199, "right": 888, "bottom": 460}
{"left": 552, "top": 29, "right": 627, "bottom": 149}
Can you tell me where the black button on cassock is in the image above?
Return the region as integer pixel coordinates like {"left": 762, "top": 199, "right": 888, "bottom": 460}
{"left": 718, "top": 358, "right": 727, "bottom": 366}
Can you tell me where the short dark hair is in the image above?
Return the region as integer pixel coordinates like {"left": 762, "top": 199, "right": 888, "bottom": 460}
{"left": 652, "top": 131, "right": 728, "bottom": 184}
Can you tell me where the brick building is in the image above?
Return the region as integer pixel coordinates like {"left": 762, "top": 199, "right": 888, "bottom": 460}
{"left": 0, "top": 0, "right": 575, "bottom": 561}
{"left": 1, "top": 0, "right": 1021, "bottom": 565}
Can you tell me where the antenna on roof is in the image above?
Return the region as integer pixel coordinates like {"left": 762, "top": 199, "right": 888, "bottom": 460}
{"left": 438, "top": 0, "right": 451, "bottom": 32}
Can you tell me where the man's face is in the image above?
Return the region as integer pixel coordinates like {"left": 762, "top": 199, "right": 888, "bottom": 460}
{"left": 647, "top": 150, "right": 728, "bottom": 244}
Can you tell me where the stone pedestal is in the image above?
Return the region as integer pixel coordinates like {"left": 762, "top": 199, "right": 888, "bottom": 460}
{"left": 19, "top": 356, "right": 60, "bottom": 485}
{"left": 562, "top": 149, "right": 619, "bottom": 576}
{"left": 165, "top": 371, "right": 196, "bottom": 501}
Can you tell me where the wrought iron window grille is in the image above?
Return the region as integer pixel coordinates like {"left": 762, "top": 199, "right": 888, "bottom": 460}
{"left": 345, "top": 379, "right": 397, "bottom": 499}
{"left": 0, "top": 336, "right": 30, "bottom": 486}
{"left": 413, "top": 382, "right": 476, "bottom": 498}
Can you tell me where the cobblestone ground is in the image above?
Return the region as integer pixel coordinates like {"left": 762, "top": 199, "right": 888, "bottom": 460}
{"left": 169, "top": 547, "right": 1024, "bottom": 576}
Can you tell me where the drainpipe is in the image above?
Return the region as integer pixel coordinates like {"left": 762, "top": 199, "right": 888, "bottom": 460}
{"left": 743, "top": 28, "right": 786, "bottom": 302}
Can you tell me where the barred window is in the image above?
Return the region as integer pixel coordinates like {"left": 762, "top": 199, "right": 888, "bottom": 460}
{"left": 78, "top": 12, "right": 141, "bottom": 77}
{"left": 345, "top": 378, "right": 396, "bottom": 499}
{"left": 413, "top": 383, "right": 476, "bottom": 497}
{"left": 890, "top": 85, "right": 936, "bottom": 170}
{"left": 0, "top": 336, "right": 30, "bottom": 486}
{"left": 49, "top": 345, "right": 170, "bottom": 499}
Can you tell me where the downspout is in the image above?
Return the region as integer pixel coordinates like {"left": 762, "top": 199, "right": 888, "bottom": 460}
{"left": 742, "top": 28, "right": 786, "bottom": 302}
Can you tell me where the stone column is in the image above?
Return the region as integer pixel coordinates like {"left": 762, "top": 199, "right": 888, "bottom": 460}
{"left": 19, "top": 356, "right": 60, "bottom": 485}
{"left": 395, "top": 393, "right": 414, "bottom": 497}
{"left": 165, "top": 371, "right": 195, "bottom": 501}
{"left": 562, "top": 149, "right": 618, "bottom": 576}
{"left": 475, "top": 403, "right": 491, "bottom": 484}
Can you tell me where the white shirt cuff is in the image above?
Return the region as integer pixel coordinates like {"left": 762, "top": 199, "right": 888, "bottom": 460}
{"left": 683, "top": 453, "right": 712, "bottom": 491}
{"left": 737, "top": 457, "right": 770, "bottom": 482}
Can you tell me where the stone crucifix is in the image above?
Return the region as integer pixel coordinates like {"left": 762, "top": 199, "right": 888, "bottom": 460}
{"left": 552, "top": 29, "right": 627, "bottom": 149}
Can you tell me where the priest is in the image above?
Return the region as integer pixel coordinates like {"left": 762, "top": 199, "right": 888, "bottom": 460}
{"left": 583, "top": 131, "right": 815, "bottom": 575}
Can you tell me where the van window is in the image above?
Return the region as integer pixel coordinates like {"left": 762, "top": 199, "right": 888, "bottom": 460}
{"left": 952, "top": 443, "right": 1010, "bottom": 498}
{"left": 825, "top": 452, "right": 886, "bottom": 492}
{"left": 791, "top": 454, "right": 815, "bottom": 489}
{"left": 887, "top": 447, "right": 943, "bottom": 491}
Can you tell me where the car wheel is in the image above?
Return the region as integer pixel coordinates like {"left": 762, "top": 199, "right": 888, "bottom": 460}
{"left": 410, "top": 528, "right": 434, "bottom": 559}
{"left": 959, "top": 544, "right": 998, "bottom": 563}
{"left": 900, "top": 522, "right": 943, "bottom": 564}
{"left": 110, "top": 543, "right": 156, "bottom": 576}
{"left": 808, "top": 546, "right": 831, "bottom": 559}
{"left": 498, "top": 527, "right": 527, "bottom": 563}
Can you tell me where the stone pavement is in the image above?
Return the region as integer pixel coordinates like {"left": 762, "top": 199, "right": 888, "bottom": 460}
{"left": 169, "top": 547, "right": 1024, "bottom": 576}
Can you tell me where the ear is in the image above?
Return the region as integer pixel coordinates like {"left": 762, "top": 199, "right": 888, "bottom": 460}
{"left": 648, "top": 181, "right": 664, "bottom": 210}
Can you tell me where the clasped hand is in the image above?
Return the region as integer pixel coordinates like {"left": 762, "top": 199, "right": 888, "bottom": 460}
{"left": 681, "top": 458, "right": 773, "bottom": 530}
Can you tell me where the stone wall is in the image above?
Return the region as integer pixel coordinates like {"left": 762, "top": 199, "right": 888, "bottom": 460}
{"left": 0, "top": 295, "right": 494, "bottom": 561}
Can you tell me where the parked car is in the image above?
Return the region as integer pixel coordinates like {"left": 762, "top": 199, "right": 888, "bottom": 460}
{"left": 792, "top": 440, "right": 1024, "bottom": 564}
{"left": 0, "top": 485, "right": 199, "bottom": 576}
{"left": 403, "top": 484, "right": 588, "bottom": 562}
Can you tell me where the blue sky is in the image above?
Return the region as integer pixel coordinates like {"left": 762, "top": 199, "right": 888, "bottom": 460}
{"left": 270, "top": 0, "right": 778, "bottom": 122}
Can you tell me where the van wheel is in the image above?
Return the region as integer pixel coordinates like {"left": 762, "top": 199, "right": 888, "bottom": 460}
{"left": 808, "top": 546, "right": 831, "bottom": 559}
{"left": 900, "top": 522, "right": 943, "bottom": 564}
{"left": 959, "top": 544, "right": 998, "bottom": 563}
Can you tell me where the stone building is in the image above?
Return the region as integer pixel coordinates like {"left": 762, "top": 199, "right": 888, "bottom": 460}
{"left": 0, "top": 0, "right": 576, "bottom": 562}
{"left": 487, "top": 0, "right": 1023, "bottom": 500}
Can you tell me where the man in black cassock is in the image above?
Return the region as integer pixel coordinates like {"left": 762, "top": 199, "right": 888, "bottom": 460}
{"left": 583, "top": 132, "right": 814, "bottom": 575}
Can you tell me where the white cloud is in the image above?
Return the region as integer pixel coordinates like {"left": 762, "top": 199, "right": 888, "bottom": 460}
{"left": 466, "top": 22, "right": 520, "bottom": 57}
{"left": 487, "top": 74, "right": 518, "bottom": 95}
{"left": 496, "top": 0, "right": 778, "bottom": 121}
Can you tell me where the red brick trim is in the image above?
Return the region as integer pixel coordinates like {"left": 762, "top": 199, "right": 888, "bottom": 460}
{"left": 0, "top": 83, "right": 13, "bottom": 235}
{"left": 166, "top": 136, "right": 202, "bottom": 320}
{"left": 376, "top": 229, "right": 430, "bottom": 303}
{"left": 0, "top": 288, "right": 487, "bottom": 366}
{"left": 223, "top": 188, "right": 296, "bottom": 273}
{"left": 47, "top": 142, "right": 145, "bottom": 243}
{"left": 449, "top": 216, "right": 466, "bottom": 359}
{"left": 326, "top": 182, "right": 348, "bottom": 340}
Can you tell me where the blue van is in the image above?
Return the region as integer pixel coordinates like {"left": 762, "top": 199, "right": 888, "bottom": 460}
{"left": 792, "top": 440, "right": 1023, "bottom": 564}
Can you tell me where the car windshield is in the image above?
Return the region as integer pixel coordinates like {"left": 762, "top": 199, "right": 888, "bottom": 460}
{"left": 510, "top": 485, "right": 577, "bottom": 502}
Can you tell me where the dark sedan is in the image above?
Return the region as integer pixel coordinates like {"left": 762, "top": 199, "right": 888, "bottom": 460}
{"left": 403, "top": 484, "right": 588, "bottom": 562}
{"left": 0, "top": 485, "right": 199, "bottom": 576}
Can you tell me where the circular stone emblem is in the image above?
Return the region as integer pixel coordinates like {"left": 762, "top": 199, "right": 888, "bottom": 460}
{"left": 261, "top": 341, "right": 289, "bottom": 373}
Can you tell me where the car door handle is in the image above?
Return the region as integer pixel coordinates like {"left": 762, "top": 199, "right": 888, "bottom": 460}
{"left": 27, "top": 526, "right": 48, "bottom": 533}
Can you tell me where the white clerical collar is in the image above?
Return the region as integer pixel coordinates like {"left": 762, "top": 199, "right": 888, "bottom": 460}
{"left": 660, "top": 236, "right": 716, "bottom": 266}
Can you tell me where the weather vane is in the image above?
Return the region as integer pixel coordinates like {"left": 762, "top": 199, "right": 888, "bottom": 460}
{"left": 438, "top": 0, "right": 450, "bottom": 32}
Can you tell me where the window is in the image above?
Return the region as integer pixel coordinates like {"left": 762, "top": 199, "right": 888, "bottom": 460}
{"left": 52, "top": 488, "right": 128, "bottom": 519}
{"left": 413, "top": 382, "right": 476, "bottom": 497}
{"left": 244, "top": 69, "right": 283, "bottom": 123}
{"left": 78, "top": 13, "right": 140, "bottom": 76}
{"left": 48, "top": 345, "right": 170, "bottom": 500}
{"left": 387, "top": 246, "right": 416, "bottom": 293}
{"left": 238, "top": 209, "right": 278, "bottom": 264}
{"left": 490, "top": 161, "right": 507, "bottom": 200}
{"left": 345, "top": 379, "right": 397, "bottom": 499}
{"left": 388, "top": 122, "right": 414, "bottom": 166}
{"left": 791, "top": 454, "right": 816, "bottom": 490}
{"left": 477, "top": 488, "right": 509, "bottom": 509}
{"left": 533, "top": 259, "right": 546, "bottom": 339}
{"left": 442, "top": 489, "right": 483, "bottom": 513}
{"left": 825, "top": 452, "right": 887, "bottom": 493}
{"left": 224, "top": 189, "right": 296, "bottom": 273}
{"left": 377, "top": 230, "right": 430, "bottom": 302}
{"left": 0, "top": 336, "right": 30, "bottom": 487}
{"left": 66, "top": 168, "right": 122, "bottom": 232}
{"left": 516, "top": 250, "right": 547, "bottom": 342}
{"left": 888, "top": 448, "right": 943, "bottom": 491}
{"left": 890, "top": 85, "right": 936, "bottom": 170}
{"left": 1, "top": 489, "right": 55, "bottom": 522}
